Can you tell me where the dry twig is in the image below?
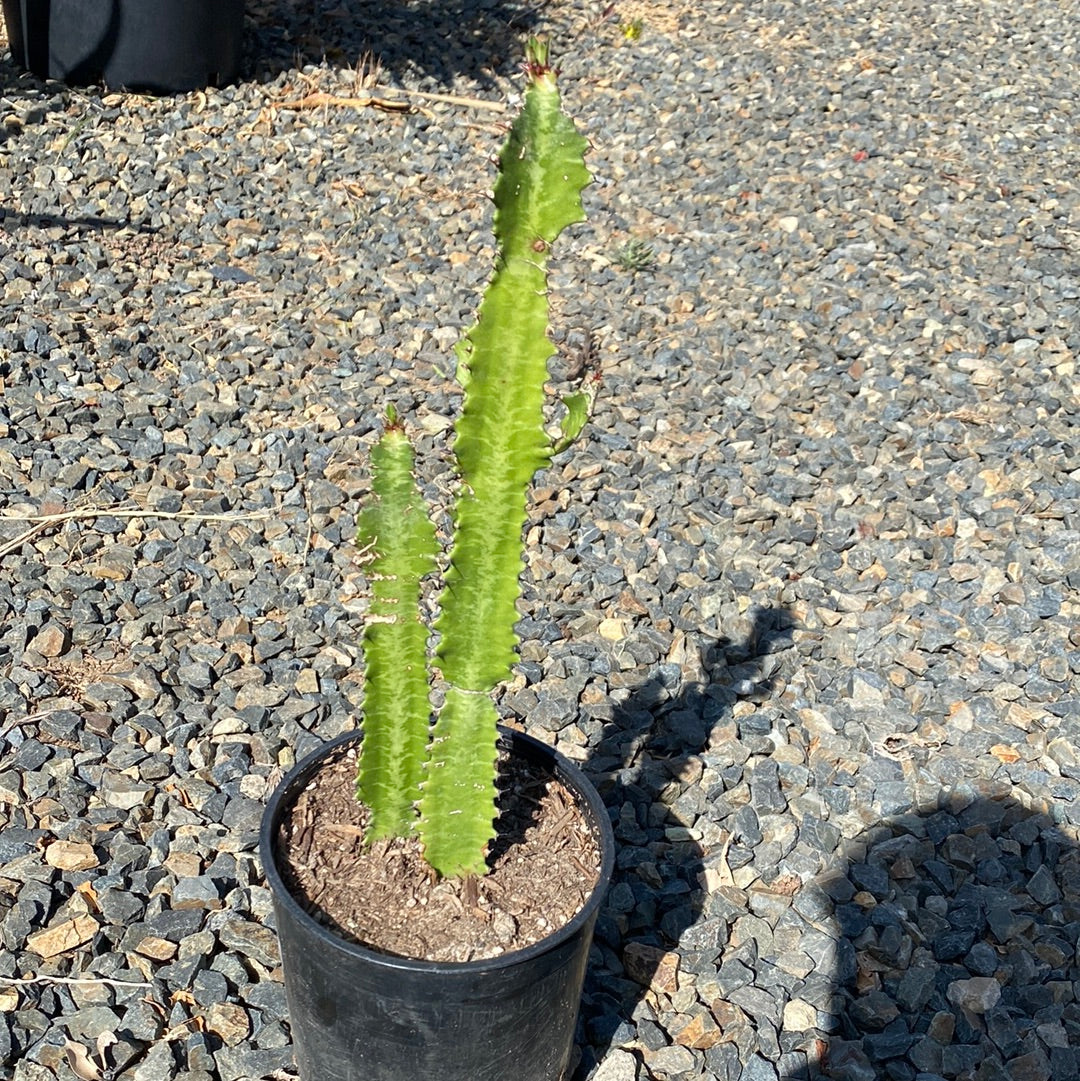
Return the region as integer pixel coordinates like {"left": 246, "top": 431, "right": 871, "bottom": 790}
{"left": 0, "top": 974, "right": 151, "bottom": 989}
{"left": 0, "top": 505, "right": 270, "bottom": 558}
{"left": 379, "top": 86, "right": 507, "bottom": 112}
{"left": 0, "top": 709, "right": 63, "bottom": 738}
{"left": 272, "top": 88, "right": 505, "bottom": 115}
{"left": 272, "top": 91, "right": 412, "bottom": 114}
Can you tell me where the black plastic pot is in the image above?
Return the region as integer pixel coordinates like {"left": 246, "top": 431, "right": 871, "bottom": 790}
{"left": 2, "top": 0, "right": 245, "bottom": 93}
{"left": 260, "top": 727, "right": 615, "bottom": 1081}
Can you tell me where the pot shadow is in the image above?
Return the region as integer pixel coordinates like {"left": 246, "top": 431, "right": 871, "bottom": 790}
{"left": 245, "top": 0, "right": 540, "bottom": 88}
{"left": 572, "top": 604, "right": 796, "bottom": 1080}
{"left": 778, "top": 792, "right": 1080, "bottom": 1081}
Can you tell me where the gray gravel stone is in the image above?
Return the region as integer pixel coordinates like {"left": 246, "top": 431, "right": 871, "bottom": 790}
{"left": 213, "top": 1045, "right": 295, "bottom": 1081}
{"left": 592, "top": 1049, "right": 640, "bottom": 1081}
{"left": 133, "top": 1041, "right": 178, "bottom": 1081}
{"left": 645, "top": 1044, "right": 698, "bottom": 1078}
{"left": 171, "top": 877, "right": 224, "bottom": 911}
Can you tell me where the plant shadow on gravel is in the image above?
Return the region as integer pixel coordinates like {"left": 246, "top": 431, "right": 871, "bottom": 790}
{"left": 574, "top": 605, "right": 795, "bottom": 1080}
{"left": 786, "top": 793, "right": 1080, "bottom": 1081}
{"left": 246, "top": 0, "right": 540, "bottom": 87}
{"left": 0, "top": 210, "right": 158, "bottom": 234}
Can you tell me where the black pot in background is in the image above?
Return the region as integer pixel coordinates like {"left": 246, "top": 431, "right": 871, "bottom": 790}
{"left": 2, "top": 0, "right": 245, "bottom": 93}
{"left": 260, "top": 727, "right": 616, "bottom": 1081}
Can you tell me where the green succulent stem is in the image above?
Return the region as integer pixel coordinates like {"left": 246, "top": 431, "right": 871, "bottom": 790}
{"left": 356, "top": 39, "right": 591, "bottom": 878}
{"left": 355, "top": 421, "right": 437, "bottom": 840}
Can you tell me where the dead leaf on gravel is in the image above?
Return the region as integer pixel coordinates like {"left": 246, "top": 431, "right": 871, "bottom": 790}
{"left": 96, "top": 1031, "right": 117, "bottom": 1075}
{"left": 75, "top": 881, "right": 101, "bottom": 911}
{"left": 64, "top": 1040, "right": 102, "bottom": 1081}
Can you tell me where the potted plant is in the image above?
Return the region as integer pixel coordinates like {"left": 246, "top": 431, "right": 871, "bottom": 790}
{"left": 2, "top": 0, "right": 244, "bottom": 93}
{"left": 259, "top": 39, "right": 615, "bottom": 1081}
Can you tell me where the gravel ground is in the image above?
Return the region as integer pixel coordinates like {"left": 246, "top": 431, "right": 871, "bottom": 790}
{"left": 1, "top": 0, "right": 1078, "bottom": 1079}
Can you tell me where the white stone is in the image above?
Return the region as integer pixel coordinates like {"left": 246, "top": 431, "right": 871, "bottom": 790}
{"left": 783, "top": 998, "right": 819, "bottom": 1031}
{"left": 591, "top": 1050, "right": 639, "bottom": 1081}
{"left": 947, "top": 977, "right": 1001, "bottom": 1013}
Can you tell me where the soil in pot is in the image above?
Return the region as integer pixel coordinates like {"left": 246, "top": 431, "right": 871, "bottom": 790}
{"left": 275, "top": 739, "right": 603, "bottom": 963}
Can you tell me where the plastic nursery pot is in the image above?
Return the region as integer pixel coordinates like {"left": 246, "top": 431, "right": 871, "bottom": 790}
{"left": 260, "top": 727, "right": 616, "bottom": 1081}
{"left": 2, "top": 0, "right": 245, "bottom": 93}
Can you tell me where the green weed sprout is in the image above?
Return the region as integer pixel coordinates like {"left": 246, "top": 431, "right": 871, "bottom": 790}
{"left": 613, "top": 237, "right": 656, "bottom": 273}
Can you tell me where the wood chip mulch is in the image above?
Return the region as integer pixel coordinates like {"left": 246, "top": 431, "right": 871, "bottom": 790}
{"left": 276, "top": 743, "right": 603, "bottom": 962}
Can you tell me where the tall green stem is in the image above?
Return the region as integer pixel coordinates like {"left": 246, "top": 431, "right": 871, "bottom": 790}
{"left": 356, "top": 39, "right": 591, "bottom": 878}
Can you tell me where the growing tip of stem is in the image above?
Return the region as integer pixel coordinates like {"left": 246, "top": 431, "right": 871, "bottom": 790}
{"left": 384, "top": 403, "right": 403, "bottom": 430}
{"left": 523, "top": 36, "right": 558, "bottom": 84}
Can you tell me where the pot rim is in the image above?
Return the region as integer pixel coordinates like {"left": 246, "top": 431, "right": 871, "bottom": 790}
{"left": 259, "top": 725, "right": 615, "bottom": 975}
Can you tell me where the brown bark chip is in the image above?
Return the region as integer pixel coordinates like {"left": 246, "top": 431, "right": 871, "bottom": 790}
{"left": 275, "top": 744, "right": 602, "bottom": 962}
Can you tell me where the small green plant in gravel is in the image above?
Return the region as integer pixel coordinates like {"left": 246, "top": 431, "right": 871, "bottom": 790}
{"left": 355, "top": 38, "right": 593, "bottom": 878}
{"left": 613, "top": 236, "right": 656, "bottom": 273}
